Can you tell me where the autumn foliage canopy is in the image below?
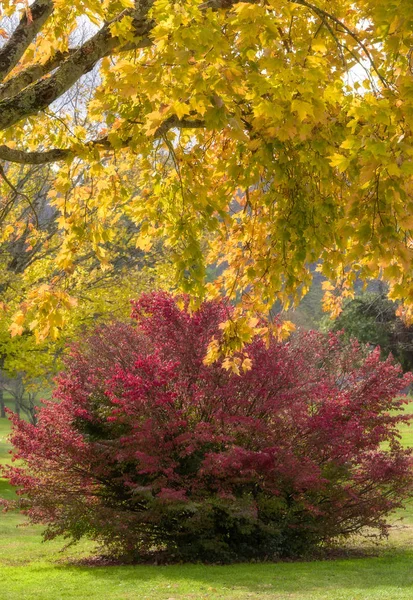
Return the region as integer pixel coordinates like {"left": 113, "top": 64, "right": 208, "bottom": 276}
{"left": 5, "top": 292, "right": 413, "bottom": 562}
{"left": 3, "top": 1, "right": 413, "bottom": 342}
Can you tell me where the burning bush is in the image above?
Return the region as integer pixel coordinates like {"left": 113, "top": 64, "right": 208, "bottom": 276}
{"left": 5, "top": 292, "right": 412, "bottom": 562}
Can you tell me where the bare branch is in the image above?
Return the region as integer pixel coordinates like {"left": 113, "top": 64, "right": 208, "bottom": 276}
{"left": 0, "top": 163, "right": 39, "bottom": 226}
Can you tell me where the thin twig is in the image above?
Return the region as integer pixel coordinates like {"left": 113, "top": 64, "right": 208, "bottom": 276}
{"left": 0, "top": 164, "right": 39, "bottom": 227}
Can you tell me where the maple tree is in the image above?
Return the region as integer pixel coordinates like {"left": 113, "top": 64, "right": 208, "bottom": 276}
{"left": 1, "top": 0, "right": 413, "bottom": 350}
{"left": 4, "top": 292, "right": 412, "bottom": 562}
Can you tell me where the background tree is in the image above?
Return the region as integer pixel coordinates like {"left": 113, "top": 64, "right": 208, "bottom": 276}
{"left": 0, "top": 152, "right": 165, "bottom": 408}
{"left": 0, "top": 371, "right": 39, "bottom": 424}
{"left": 324, "top": 292, "right": 413, "bottom": 373}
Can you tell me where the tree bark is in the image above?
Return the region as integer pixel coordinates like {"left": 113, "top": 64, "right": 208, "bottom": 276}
{"left": 0, "top": 357, "right": 5, "bottom": 418}
{"left": 0, "top": 389, "right": 5, "bottom": 419}
{"left": 0, "top": 0, "right": 54, "bottom": 83}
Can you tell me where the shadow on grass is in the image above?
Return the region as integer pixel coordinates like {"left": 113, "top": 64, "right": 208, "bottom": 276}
{"left": 1, "top": 413, "right": 412, "bottom": 599}
{"left": 46, "top": 549, "right": 413, "bottom": 597}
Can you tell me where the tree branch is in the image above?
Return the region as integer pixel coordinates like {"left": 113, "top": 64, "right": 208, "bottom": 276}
{"left": 153, "top": 115, "right": 206, "bottom": 137}
{"left": 0, "top": 0, "right": 261, "bottom": 132}
{"left": 0, "top": 117, "right": 206, "bottom": 164}
{"left": 0, "top": 145, "right": 70, "bottom": 165}
{"left": 0, "top": 0, "right": 54, "bottom": 83}
{"left": 0, "top": 164, "right": 39, "bottom": 226}
{"left": 0, "top": 30, "right": 161, "bottom": 103}
{"left": 292, "top": 0, "right": 387, "bottom": 87}
{"left": 0, "top": 50, "right": 73, "bottom": 102}
{"left": 0, "top": 9, "right": 153, "bottom": 131}
{"left": 0, "top": 0, "right": 387, "bottom": 162}
{"left": 199, "top": 0, "right": 259, "bottom": 7}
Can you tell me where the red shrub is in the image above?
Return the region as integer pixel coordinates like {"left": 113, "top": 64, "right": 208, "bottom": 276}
{"left": 4, "top": 292, "right": 413, "bottom": 562}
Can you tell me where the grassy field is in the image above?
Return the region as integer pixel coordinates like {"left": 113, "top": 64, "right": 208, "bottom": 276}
{"left": 0, "top": 402, "right": 412, "bottom": 600}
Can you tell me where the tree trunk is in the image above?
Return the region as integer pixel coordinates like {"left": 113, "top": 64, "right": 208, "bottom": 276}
{"left": 0, "top": 389, "right": 5, "bottom": 418}
{"left": 0, "top": 356, "right": 5, "bottom": 418}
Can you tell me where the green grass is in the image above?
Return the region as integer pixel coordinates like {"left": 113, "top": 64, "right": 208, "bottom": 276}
{"left": 0, "top": 401, "right": 412, "bottom": 600}
{"left": 399, "top": 398, "right": 413, "bottom": 448}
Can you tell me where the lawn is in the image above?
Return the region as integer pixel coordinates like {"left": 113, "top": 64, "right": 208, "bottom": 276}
{"left": 0, "top": 402, "right": 412, "bottom": 600}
